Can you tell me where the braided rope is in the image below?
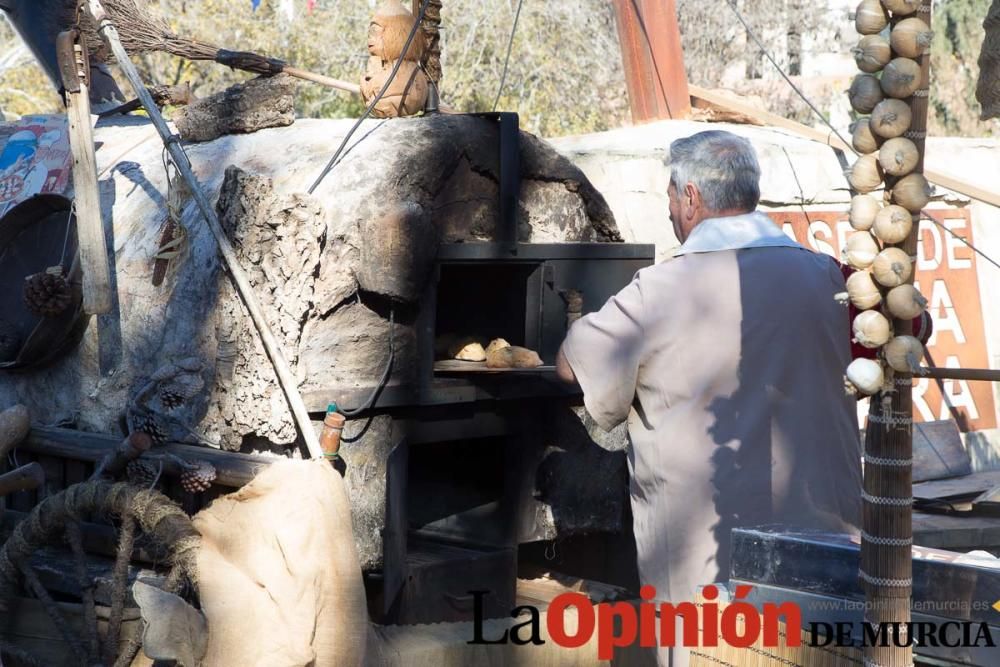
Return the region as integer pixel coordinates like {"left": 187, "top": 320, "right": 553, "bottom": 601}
{"left": 868, "top": 413, "right": 913, "bottom": 428}
{"left": 912, "top": 89, "right": 930, "bottom": 98}
{"left": 861, "top": 531, "right": 912, "bottom": 547}
{"left": 862, "top": 491, "right": 913, "bottom": 507}
{"left": 859, "top": 570, "right": 913, "bottom": 587}
{"left": 903, "top": 130, "right": 927, "bottom": 139}
{"left": 864, "top": 455, "right": 913, "bottom": 467}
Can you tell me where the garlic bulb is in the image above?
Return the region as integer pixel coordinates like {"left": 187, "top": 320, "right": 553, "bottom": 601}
{"left": 854, "top": 310, "right": 892, "bottom": 348}
{"left": 853, "top": 35, "right": 891, "bottom": 73}
{"left": 850, "top": 194, "right": 881, "bottom": 231}
{"left": 846, "top": 270, "right": 882, "bottom": 310}
{"left": 846, "top": 358, "right": 885, "bottom": 396}
{"left": 872, "top": 205, "right": 914, "bottom": 244}
{"left": 843, "top": 232, "right": 880, "bottom": 270}
{"left": 856, "top": 0, "right": 889, "bottom": 34}
{"left": 872, "top": 247, "right": 913, "bottom": 287}
{"left": 891, "top": 18, "right": 933, "bottom": 59}
{"left": 878, "top": 137, "right": 920, "bottom": 176}
{"left": 892, "top": 173, "right": 932, "bottom": 212}
{"left": 881, "top": 58, "right": 923, "bottom": 99}
{"left": 870, "top": 99, "right": 913, "bottom": 139}
{"left": 847, "top": 153, "right": 883, "bottom": 193}
{"left": 852, "top": 118, "right": 882, "bottom": 154}
{"left": 886, "top": 284, "right": 927, "bottom": 319}
{"left": 883, "top": 0, "right": 921, "bottom": 17}
{"left": 884, "top": 335, "right": 924, "bottom": 374}
{"left": 849, "top": 74, "right": 885, "bottom": 114}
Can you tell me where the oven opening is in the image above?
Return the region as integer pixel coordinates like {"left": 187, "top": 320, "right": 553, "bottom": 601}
{"left": 433, "top": 263, "right": 539, "bottom": 360}
{"left": 407, "top": 436, "right": 508, "bottom": 547}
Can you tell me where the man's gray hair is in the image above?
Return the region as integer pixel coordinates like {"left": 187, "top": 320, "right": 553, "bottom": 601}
{"left": 668, "top": 130, "right": 761, "bottom": 212}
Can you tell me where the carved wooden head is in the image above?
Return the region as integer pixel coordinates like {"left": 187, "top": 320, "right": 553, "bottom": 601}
{"left": 369, "top": 0, "right": 426, "bottom": 62}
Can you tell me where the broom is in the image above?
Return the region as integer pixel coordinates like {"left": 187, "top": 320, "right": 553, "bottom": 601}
{"left": 66, "top": 0, "right": 361, "bottom": 94}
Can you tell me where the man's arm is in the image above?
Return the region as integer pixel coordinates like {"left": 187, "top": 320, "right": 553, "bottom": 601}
{"left": 555, "top": 344, "right": 576, "bottom": 384}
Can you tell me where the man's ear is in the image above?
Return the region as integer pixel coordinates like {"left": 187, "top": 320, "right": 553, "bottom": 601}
{"left": 684, "top": 183, "right": 700, "bottom": 216}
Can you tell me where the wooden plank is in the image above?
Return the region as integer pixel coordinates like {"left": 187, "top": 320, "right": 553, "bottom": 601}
{"left": 912, "top": 420, "right": 970, "bottom": 482}
{"left": 434, "top": 360, "right": 555, "bottom": 374}
{"left": 65, "top": 82, "right": 113, "bottom": 314}
{"left": 0, "top": 596, "right": 140, "bottom": 666}
{"left": 688, "top": 84, "right": 1000, "bottom": 209}
{"left": 914, "top": 470, "right": 1000, "bottom": 501}
{"left": 24, "top": 426, "right": 272, "bottom": 488}
{"left": 913, "top": 511, "right": 1000, "bottom": 550}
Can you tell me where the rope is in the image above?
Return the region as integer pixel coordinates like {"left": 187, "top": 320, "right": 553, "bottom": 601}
{"left": 492, "top": 0, "right": 525, "bottom": 112}
{"left": 105, "top": 514, "right": 137, "bottom": 665}
{"left": 859, "top": 570, "right": 913, "bottom": 588}
{"left": 724, "top": 0, "right": 856, "bottom": 155}
{"left": 67, "top": 521, "right": 102, "bottom": 663}
{"left": 861, "top": 491, "right": 913, "bottom": 507}
{"left": 308, "top": 0, "right": 433, "bottom": 194}
{"left": 864, "top": 455, "right": 913, "bottom": 467}
{"left": 861, "top": 531, "right": 912, "bottom": 547}
{"left": 867, "top": 413, "right": 913, "bottom": 428}
{"left": 925, "top": 216, "right": 1000, "bottom": 273}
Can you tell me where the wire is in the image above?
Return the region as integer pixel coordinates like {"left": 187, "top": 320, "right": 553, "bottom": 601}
{"left": 723, "top": 0, "right": 856, "bottom": 156}
{"left": 492, "top": 0, "right": 525, "bottom": 112}
{"left": 308, "top": 0, "right": 432, "bottom": 194}
{"left": 924, "top": 215, "right": 1000, "bottom": 273}
{"left": 340, "top": 308, "right": 395, "bottom": 417}
{"left": 725, "top": 1, "right": 1000, "bottom": 273}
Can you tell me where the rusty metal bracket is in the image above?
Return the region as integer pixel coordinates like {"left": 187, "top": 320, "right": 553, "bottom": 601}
{"left": 56, "top": 29, "right": 90, "bottom": 94}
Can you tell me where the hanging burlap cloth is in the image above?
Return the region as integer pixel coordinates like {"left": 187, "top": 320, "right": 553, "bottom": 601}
{"left": 193, "top": 459, "right": 371, "bottom": 666}
{"left": 977, "top": 0, "right": 1000, "bottom": 119}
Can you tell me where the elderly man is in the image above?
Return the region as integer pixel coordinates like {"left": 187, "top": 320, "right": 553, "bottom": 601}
{"left": 556, "top": 130, "right": 861, "bottom": 661}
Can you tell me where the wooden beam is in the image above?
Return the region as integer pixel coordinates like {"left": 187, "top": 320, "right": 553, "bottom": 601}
{"left": 22, "top": 427, "right": 272, "bottom": 488}
{"left": 688, "top": 84, "right": 1000, "bottom": 209}
{"left": 611, "top": 0, "right": 690, "bottom": 122}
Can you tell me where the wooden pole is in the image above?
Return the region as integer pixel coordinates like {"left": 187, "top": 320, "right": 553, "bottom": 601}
{"left": 918, "top": 367, "right": 1000, "bottom": 382}
{"left": 610, "top": 0, "right": 691, "bottom": 122}
{"left": 58, "top": 32, "right": 112, "bottom": 315}
{"left": 862, "top": 4, "right": 932, "bottom": 666}
{"left": 83, "top": 0, "right": 323, "bottom": 460}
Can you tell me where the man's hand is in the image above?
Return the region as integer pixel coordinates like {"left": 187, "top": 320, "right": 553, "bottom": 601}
{"left": 555, "top": 345, "right": 576, "bottom": 385}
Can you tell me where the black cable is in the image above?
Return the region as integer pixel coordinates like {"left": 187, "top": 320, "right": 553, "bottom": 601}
{"left": 492, "top": 0, "right": 525, "bottom": 112}
{"left": 724, "top": 0, "right": 855, "bottom": 155}
{"left": 340, "top": 308, "right": 395, "bottom": 417}
{"left": 308, "top": 0, "right": 432, "bottom": 194}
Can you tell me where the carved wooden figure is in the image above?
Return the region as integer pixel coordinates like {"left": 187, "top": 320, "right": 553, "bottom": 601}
{"left": 361, "top": 1, "right": 429, "bottom": 117}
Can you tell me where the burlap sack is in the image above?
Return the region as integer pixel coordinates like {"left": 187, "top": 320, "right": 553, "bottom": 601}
{"left": 193, "top": 459, "right": 370, "bottom": 666}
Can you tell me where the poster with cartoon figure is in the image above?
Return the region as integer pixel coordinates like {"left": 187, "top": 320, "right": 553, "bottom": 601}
{"left": 0, "top": 115, "right": 72, "bottom": 219}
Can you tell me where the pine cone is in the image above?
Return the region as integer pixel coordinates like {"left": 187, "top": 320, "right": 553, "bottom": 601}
{"left": 180, "top": 461, "right": 217, "bottom": 494}
{"left": 126, "top": 459, "right": 159, "bottom": 487}
{"left": 0, "top": 318, "right": 21, "bottom": 362}
{"left": 129, "top": 411, "right": 169, "bottom": 445}
{"left": 160, "top": 389, "right": 186, "bottom": 410}
{"left": 23, "top": 269, "right": 72, "bottom": 318}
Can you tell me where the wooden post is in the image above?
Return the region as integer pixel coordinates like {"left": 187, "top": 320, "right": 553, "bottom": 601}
{"left": 610, "top": 0, "right": 691, "bottom": 123}
{"left": 57, "top": 31, "right": 112, "bottom": 315}
{"left": 862, "top": 4, "right": 932, "bottom": 666}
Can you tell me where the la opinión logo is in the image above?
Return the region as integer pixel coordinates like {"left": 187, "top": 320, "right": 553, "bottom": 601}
{"left": 468, "top": 585, "right": 997, "bottom": 659}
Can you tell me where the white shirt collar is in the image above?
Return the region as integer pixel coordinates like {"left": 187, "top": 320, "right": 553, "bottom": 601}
{"left": 673, "top": 211, "right": 804, "bottom": 257}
